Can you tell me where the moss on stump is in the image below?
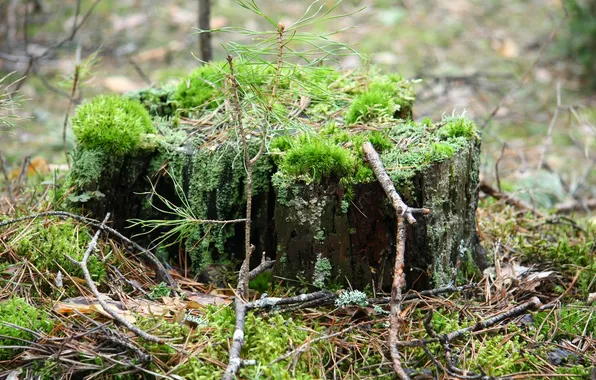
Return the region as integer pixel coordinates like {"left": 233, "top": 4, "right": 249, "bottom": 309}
{"left": 67, "top": 62, "right": 481, "bottom": 289}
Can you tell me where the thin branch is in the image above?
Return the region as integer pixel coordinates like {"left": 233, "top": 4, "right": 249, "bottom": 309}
{"left": 363, "top": 141, "right": 415, "bottom": 380}
{"left": 479, "top": 180, "right": 546, "bottom": 218}
{"left": 0, "top": 210, "right": 177, "bottom": 288}
{"left": 65, "top": 214, "right": 164, "bottom": 344}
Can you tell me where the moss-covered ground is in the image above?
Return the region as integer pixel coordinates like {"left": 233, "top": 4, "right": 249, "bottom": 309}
{"left": 0, "top": 199, "right": 593, "bottom": 378}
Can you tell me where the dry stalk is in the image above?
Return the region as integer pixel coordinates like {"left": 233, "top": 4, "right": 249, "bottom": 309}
{"left": 222, "top": 23, "right": 287, "bottom": 380}
{"left": 62, "top": 56, "right": 81, "bottom": 168}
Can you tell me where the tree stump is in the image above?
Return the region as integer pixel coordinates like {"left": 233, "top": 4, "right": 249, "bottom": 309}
{"left": 68, "top": 65, "right": 482, "bottom": 290}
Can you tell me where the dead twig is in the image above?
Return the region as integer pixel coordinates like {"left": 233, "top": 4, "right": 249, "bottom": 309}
{"left": 65, "top": 213, "right": 164, "bottom": 344}
{"left": 0, "top": 210, "right": 177, "bottom": 288}
{"left": 479, "top": 180, "right": 547, "bottom": 218}
{"left": 362, "top": 141, "right": 428, "bottom": 380}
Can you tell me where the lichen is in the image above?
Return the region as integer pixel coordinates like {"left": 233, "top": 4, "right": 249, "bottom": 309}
{"left": 313, "top": 253, "right": 332, "bottom": 287}
{"left": 67, "top": 148, "right": 106, "bottom": 188}
{"left": 335, "top": 290, "right": 369, "bottom": 308}
{"left": 184, "top": 141, "right": 273, "bottom": 271}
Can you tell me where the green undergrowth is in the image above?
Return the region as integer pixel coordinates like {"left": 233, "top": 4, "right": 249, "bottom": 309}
{"left": 139, "top": 305, "right": 330, "bottom": 379}
{"left": 3, "top": 219, "right": 108, "bottom": 295}
{"left": 0, "top": 297, "right": 54, "bottom": 360}
{"left": 479, "top": 200, "right": 596, "bottom": 297}
{"left": 411, "top": 305, "right": 594, "bottom": 377}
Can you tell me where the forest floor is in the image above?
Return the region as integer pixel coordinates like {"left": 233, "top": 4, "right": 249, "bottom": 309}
{"left": 0, "top": 0, "right": 594, "bottom": 379}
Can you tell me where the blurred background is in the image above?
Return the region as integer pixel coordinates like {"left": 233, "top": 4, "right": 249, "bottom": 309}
{"left": 0, "top": 0, "right": 594, "bottom": 209}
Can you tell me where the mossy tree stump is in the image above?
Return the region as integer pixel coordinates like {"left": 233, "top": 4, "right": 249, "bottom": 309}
{"left": 68, "top": 63, "right": 482, "bottom": 290}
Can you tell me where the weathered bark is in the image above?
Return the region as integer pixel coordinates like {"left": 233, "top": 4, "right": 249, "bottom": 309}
{"left": 70, "top": 135, "right": 481, "bottom": 290}
{"left": 273, "top": 139, "right": 481, "bottom": 290}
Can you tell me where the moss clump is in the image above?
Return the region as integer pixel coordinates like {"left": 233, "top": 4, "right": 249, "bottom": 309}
{"left": 345, "top": 90, "right": 395, "bottom": 124}
{"left": 345, "top": 74, "right": 415, "bottom": 124}
{"left": 438, "top": 115, "right": 476, "bottom": 139}
{"left": 173, "top": 64, "right": 226, "bottom": 110}
{"left": 173, "top": 61, "right": 274, "bottom": 112}
{"left": 11, "top": 220, "right": 107, "bottom": 285}
{"left": 0, "top": 297, "right": 54, "bottom": 360}
{"left": 381, "top": 116, "right": 477, "bottom": 185}
{"left": 278, "top": 134, "right": 355, "bottom": 182}
{"left": 72, "top": 94, "right": 156, "bottom": 156}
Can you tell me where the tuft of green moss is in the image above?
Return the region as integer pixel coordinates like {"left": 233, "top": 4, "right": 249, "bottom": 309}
{"left": 11, "top": 220, "right": 107, "bottom": 286}
{"left": 426, "top": 142, "right": 455, "bottom": 161}
{"left": 173, "top": 61, "right": 275, "bottom": 112}
{"left": 0, "top": 298, "right": 54, "bottom": 360}
{"left": 345, "top": 90, "right": 395, "bottom": 124}
{"left": 72, "top": 94, "right": 156, "bottom": 156}
{"left": 439, "top": 116, "right": 476, "bottom": 139}
{"left": 345, "top": 73, "right": 415, "bottom": 124}
{"left": 173, "top": 64, "right": 225, "bottom": 110}
{"left": 278, "top": 134, "right": 355, "bottom": 182}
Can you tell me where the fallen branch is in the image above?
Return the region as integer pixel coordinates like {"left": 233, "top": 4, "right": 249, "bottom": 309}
{"left": 65, "top": 213, "right": 164, "bottom": 344}
{"left": 0, "top": 210, "right": 176, "bottom": 288}
{"left": 479, "top": 180, "right": 546, "bottom": 218}
{"left": 369, "top": 282, "right": 478, "bottom": 305}
{"left": 554, "top": 198, "right": 596, "bottom": 213}
{"left": 363, "top": 141, "right": 427, "bottom": 380}
{"left": 396, "top": 296, "right": 542, "bottom": 348}
{"left": 222, "top": 289, "right": 333, "bottom": 380}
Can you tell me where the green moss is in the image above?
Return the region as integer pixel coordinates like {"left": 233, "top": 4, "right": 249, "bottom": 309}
{"left": 173, "top": 61, "right": 276, "bottom": 112}
{"left": 10, "top": 220, "right": 107, "bottom": 286}
{"left": 168, "top": 306, "right": 328, "bottom": 379}
{"left": 173, "top": 63, "right": 226, "bottom": 110}
{"left": 0, "top": 298, "right": 54, "bottom": 360}
{"left": 72, "top": 94, "right": 156, "bottom": 156}
{"left": 368, "top": 131, "right": 393, "bottom": 152}
{"left": 439, "top": 116, "right": 476, "bottom": 139}
{"left": 67, "top": 148, "right": 106, "bottom": 188}
{"left": 279, "top": 134, "right": 355, "bottom": 182}
{"left": 426, "top": 142, "right": 455, "bottom": 161}
{"left": 345, "top": 90, "right": 395, "bottom": 124}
